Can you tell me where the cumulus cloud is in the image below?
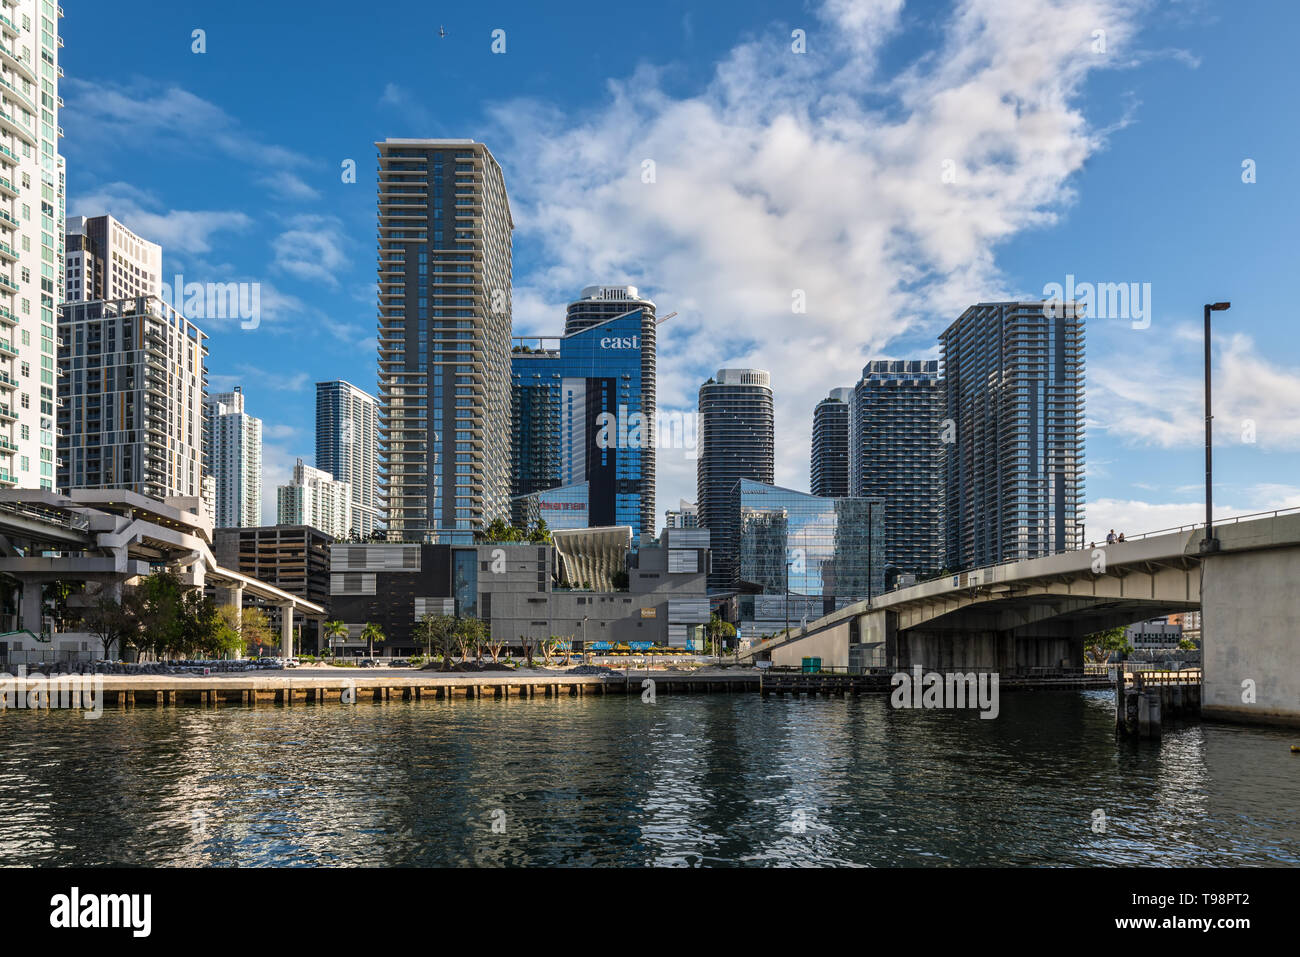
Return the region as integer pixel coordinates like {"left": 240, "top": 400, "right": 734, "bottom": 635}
{"left": 1092, "top": 327, "right": 1300, "bottom": 450}
{"left": 69, "top": 183, "right": 251, "bottom": 255}
{"left": 490, "top": 0, "right": 1149, "bottom": 517}
{"left": 271, "top": 215, "right": 352, "bottom": 287}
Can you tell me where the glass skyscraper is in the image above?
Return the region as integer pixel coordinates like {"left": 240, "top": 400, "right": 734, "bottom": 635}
{"left": 697, "top": 369, "right": 774, "bottom": 592}
{"left": 734, "top": 479, "right": 885, "bottom": 633}
{"left": 510, "top": 307, "right": 654, "bottom": 544}
{"left": 850, "top": 360, "right": 945, "bottom": 581}
{"left": 940, "top": 302, "right": 1085, "bottom": 570}
{"left": 376, "top": 139, "right": 513, "bottom": 543}
{"left": 811, "top": 387, "right": 852, "bottom": 498}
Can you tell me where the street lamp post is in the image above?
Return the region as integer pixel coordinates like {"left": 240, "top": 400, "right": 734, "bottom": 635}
{"left": 785, "top": 558, "right": 794, "bottom": 640}
{"left": 1203, "top": 301, "right": 1231, "bottom": 553}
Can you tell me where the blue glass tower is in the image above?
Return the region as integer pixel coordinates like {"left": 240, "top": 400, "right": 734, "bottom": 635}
{"left": 511, "top": 309, "right": 653, "bottom": 544}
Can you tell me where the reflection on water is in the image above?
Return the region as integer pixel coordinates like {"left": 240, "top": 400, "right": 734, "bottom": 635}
{"left": 0, "top": 690, "right": 1296, "bottom": 867}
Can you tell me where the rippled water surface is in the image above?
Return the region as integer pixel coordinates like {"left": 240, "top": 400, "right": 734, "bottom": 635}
{"left": 0, "top": 691, "right": 1296, "bottom": 866}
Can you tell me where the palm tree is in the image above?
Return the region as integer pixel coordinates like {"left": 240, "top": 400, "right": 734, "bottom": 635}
{"left": 360, "top": 622, "right": 385, "bottom": 659}
{"left": 322, "top": 619, "right": 348, "bottom": 657}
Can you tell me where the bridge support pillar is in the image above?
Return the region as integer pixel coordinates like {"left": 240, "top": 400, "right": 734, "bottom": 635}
{"left": 279, "top": 603, "right": 294, "bottom": 660}
{"left": 20, "top": 579, "right": 41, "bottom": 634}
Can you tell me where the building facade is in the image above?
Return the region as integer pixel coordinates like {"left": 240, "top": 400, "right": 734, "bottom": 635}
{"left": 204, "top": 386, "right": 262, "bottom": 528}
{"left": 327, "top": 527, "right": 711, "bottom": 654}
{"left": 564, "top": 285, "right": 656, "bottom": 536}
{"left": 697, "top": 368, "right": 774, "bottom": 591}
{"left": 277, "top": 457, "right": 352, "bottom": 540}
{"left": 851, "top": 360, "right": 944, "bottom": 580}
{"left": 213, "top": 523, "right": 333, "bottom": 653}
{"left": 376, "top": 138, "right": 514, "bottom": 543}
{"left": 733, "top": 479, "right": 884, "bottom": 637}
{"left": 64, "top": 214, "right": 161, "bottom": 304}
{"left": 811, "top": 387, "right": 852, "bottom": 498}
{"left": 3, "top": 2, "right": 65, "bottom": 491}
{"left": 316, "top": 379, "right": 379, "bottom": 537}
{"left": 664, "top": 499, "right": 699, "bottom": 530}
{"left": 510, "top": 306, "right": 655, "bottom": 544}
{"left": 58, "top": 297, "right": 207, "bottom": 501}
{"left": 941, "top": 302, "right": 1085, "bottom": 570}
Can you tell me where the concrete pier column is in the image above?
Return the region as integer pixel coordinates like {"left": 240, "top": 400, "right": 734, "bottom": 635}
{"left": 20, "top": 580, "right": 42, "bottom": 634}
{"left": 279, "top": 603, "right": 295, "bottom": 659}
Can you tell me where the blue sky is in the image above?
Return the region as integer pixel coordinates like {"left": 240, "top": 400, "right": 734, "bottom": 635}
{"left": 61, "top": 0, "right": 1300, "bottom": 535}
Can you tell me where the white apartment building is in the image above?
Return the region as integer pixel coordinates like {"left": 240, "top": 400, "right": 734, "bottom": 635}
{"left": 64, "top": 213, "right": 162, "bottom": 303}
{"left": 204, "top": 387, "right": 262, "bottom": 528}
{"left": 277, "top": 457, "right": 352, "bottom": 540}
{"left": 1, "top": 1, "right": 65, "bottom": 491}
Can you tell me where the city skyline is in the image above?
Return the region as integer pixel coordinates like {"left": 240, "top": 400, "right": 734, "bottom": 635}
{"left": 54, "top": 0, "right": 1300, "bottom": 540}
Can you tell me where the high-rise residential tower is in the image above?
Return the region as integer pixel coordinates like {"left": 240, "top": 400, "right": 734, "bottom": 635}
{"left": 58, "top": 297, "right": 207, "bottom": 501}
{"left": 850, "top": 360, "right": 944, "bottom": 580}
{"left": 376, "top": 139, "right": 513, "bottom": 543}
{"left": 697, "top": 368, "right": 774, "bottom": 592}
{"left": 3, "top": 2, "right": 65, "bottom": 491}
{"left": 277, "top": 457, "right": 352, "bottom": 540}
{"left": 664, "top": 499, "right": 699, "bottom": 530}
{"left": 810, "top": 387, "right": 852, "bottom": 498}
{"left": 316, "top": 379, "right": 379, "bottom": 537}
{"left": 203, "top": 386, "right": 262, "bottom": 528}
{"left": 941, "top": 302, "right": 1085, "bottom": 570}
{"left": 64, "top": 214, "right": 161, "bottom": 304}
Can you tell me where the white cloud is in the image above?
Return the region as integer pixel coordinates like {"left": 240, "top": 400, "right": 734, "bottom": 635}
{"left": 489, "top": 0, "right": 1149, "bottom": 520}
{"left": 1092, "top": 328, "right": 1300, "bottom": 450}
{"left": 63, "top": 80, "right": 314, "bottom": 181}
{"left": 1087, "top": 486, "right": 1300, "bottom": 545}
{"left": 69, "top": 183, "right": 251, "bottom": 255}
{"left": 271, "top": 215, "right": 351, "bottom": 287}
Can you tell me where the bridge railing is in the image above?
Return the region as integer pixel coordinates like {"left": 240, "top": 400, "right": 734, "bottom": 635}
{"left": 0, "top": 499, "right": 90, "bottom": 533}
{"left": 1115, "top": 506, "right": 1300, "bottom": 544}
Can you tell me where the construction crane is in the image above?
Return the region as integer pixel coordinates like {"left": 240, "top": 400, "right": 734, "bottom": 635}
{"left": 656, "top": 311, "right": 677, "bottom": 326}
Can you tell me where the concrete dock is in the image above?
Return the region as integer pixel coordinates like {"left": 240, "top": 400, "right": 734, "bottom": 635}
{"left": 0, "top": 667, "right": 762, "bottom": 710}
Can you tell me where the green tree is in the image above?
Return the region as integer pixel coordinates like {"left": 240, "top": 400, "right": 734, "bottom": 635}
{"left": 322, "top": 619, "right": 349, "bottom": 657}
{"left": 706, "top": 614, "right": 736, "bottom": 657}
{"left": 220, "top": 605, "right": 275, "bottom": 657}
{"left": 452, "top": 617, "right": 486, "bottom": 661}
{"left": 360, "top": 622, "right": 385, "bottom": 659}
{"left": 529, "top": 519, "right": 552, "bottom": 544}
{"left": 1085, "top": 626, "right": 1133, "bottom": 663}
{"left": 414, "top": 613, "right": 455, "bottom": 659}
{"left": 132, "top": 572, "right": 187, "bottom": 659}
{"left": 83, "top": 593, "right": 133, "bottom": 660}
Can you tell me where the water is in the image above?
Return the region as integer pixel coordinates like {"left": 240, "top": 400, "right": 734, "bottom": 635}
{"left": 0, "top": 690, "right": 1296, "bottom": 866}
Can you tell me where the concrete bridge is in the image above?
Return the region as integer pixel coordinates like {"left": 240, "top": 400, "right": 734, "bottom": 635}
{"left": 0, "top": 490, "right": 326, "bottom": 659}
{"left": 741, "top": 510, "right": 1300, "bottom": 727}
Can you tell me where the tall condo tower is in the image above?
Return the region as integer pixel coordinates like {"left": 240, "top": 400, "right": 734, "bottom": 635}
{"left": 940, "top": 302, "right": 1085, "bottom": 570}
{"left": 204, "top": 386, "right": 263, "bottom": 528}
{"left": 3, "top": 2, "right": 65, "bottom": 491}
{"left": 697, "top": 368, "right": 774, "bottom": 592}
{"left": 59, "top": 297, "right": 207, "bottom": 501}
{"left": 850, "top": 360, "right": 944, "bottom": 580}
{"left": 810, "top": 387, "right": 852, "bottom": 498}
{"left": 316, "top": 379, "right": 379, "bottom": 537}
{"left": 376, "top": 139, "right": 514, "bottom": 543}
